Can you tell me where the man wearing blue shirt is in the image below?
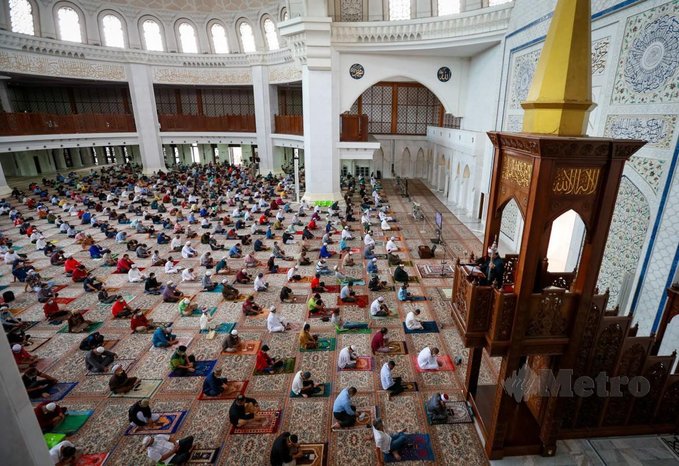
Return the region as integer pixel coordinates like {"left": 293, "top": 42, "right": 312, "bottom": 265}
{"left": 332, "top": 386, "right": 359, "bottom": 428}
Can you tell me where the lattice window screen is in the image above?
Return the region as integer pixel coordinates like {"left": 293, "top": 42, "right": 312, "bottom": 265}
{"left": 180, "top": 89, "right": 199, "bottom": 115}
{"left": 364, "top": 85, "right": 392, "bottom": 134}
{"left": 154, "top": 88, "right": 177, "bottom": 114}
{"left": 200, "top": 88, "right": 255, "bottom": 116}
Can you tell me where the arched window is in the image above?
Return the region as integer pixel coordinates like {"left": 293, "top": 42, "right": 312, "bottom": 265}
{"left": 9, "top": 0, "right": 35, "bottom": 35}
{"left": 210, "top": 23, "right": 229, "bottom": 53}
{"left": 263, "top": 18, "right": 279, "bottom": 51}
{"left": 438, "top": 0, "right": 461, "bottom": 15}
{"left": 178, "top": 22, "right": 198, "bottom": 53}
{"left": 102, "top": 14, "right": 125, "bottom": 48}
{"left": 389, "top": 0, "right": 410, "bottom": 20}
{"left": 488, "top": 0, "right": 512, "bottom": 5}
{"left": 280, "top": 8, "right": 289, "bottom": 21}
{"left": 57, "top": 6, "right": 82, "bottom": 43}
{"left": 142, "top": 19, "right": 164, "bottom": 51}
{"left": 239, "top": 21, "right": 256, "bottom": 53}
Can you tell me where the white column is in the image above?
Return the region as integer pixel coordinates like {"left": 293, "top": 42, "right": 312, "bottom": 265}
{"left": 38, "top": 7, "right": 57, "bottom": 40}
{"left": 126, "top": 64, "right": 166, "bottom": 174}
{"left": 15, "top": 151, "right": 37, "bottom": 177}
{"left": 79, "top": 148, "right": 92, "bottom": 168}
{"left": 462, "top": 0, "right": 483, "bottom": 12}
{"left": 70, "top": 148, "right": 82, "bottom": 168}
{"left": 0, "top": 77, "right": 12, "bottom": 113}
{"left": 0, "top": 331, "right": 52, "bottom": 465}
{"left": 53, "top": 149, "right": 67, "bottom": 171}
{"left": 0, "top": 157, "right": 12, "bottom": 195}
{"left": 252, "top": 66, "right": 275, "bottom": 175}
{"left": 114, "top": 147, "right": 125, "bottom": 165}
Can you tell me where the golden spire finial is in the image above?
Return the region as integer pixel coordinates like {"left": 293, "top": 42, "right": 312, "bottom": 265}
{"left": 521, "top": 0, "right": 595, "bottom": 137}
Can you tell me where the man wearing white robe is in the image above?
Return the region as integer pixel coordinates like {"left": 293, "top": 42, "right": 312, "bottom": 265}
{"left": 405, "top": 309, "right": 424, "bottom": 330}
{"left": 338, "top": 345, "right": 357, "bottom": 369}
{"left": 385, "top": 237, "right": 399, "bottom": 254}
{"left": 128, "top": 264, "right": 146, "bottom": 283}
{"left": 267, "top": 307, "right": 287, "bottom": 333}
{"left": 417, "top": 346, "right": 441, "bottom": 370}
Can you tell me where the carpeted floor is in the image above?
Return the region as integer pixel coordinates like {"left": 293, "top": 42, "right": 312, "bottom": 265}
{"left": 4, "top": 176, "right": 500, "bottom": 465}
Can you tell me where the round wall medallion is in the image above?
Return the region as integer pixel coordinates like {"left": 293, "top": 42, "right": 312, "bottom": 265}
{"left": 349, "top": 63, "right": 365, "bottom": 79}
{"left": 437, "top": 66, "right": 452, "bottom": 82}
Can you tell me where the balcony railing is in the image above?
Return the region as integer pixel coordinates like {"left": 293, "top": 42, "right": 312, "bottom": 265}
{"left": 0, "top": 112, "right": 135, "bottom": 136}
{"left": 274, "top": 115, "right": 304, "bottom": 135}
{"left": 158, "top": 114, "right": 256, "bottom": 133}
{"left": 340, "top": 114, "right": 369, "bottom": 142}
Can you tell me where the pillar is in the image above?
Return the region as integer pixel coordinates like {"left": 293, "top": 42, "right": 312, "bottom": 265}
{"left": 70, "top": 148, "right": 83, "bottom": 169}
{"left": 37, "top": 6, "right": 57, "bottom": 40}
{"left": 0, "top": 158, "right": 12, "bottom": 195}
{"left": 0, "top": 77, "right": 12, "bottom": 113}
{"left": 126, "top": 64, "right": 166, "bottom": 174}
{"left": 114, "top": 147, "right": 125, "bottom": 166}
{"left": 53, "top": 149, "right": 67, "bottom": 171}
{"left": 15, "top": 152, "right": 37, "bottom": 177}
{"left": 461, "top": 0, "right": 483, "bottom": 12}
{"left": 252, "top": 66, "right": 276, "bottom": 175}
{"left": 0, "top": 331, "right": 52, "bottom": 465}
{"left": 79, "top": 148, "right": 92, "bottom": 168}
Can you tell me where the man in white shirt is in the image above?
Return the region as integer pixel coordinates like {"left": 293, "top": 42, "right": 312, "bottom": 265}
{"left": 3, "top": 248, "right": 20, "bottom": 265}
{"left": 338, "top": 345, "right": 358, "bottom": 369}
{"left": 341, "top": 226, "right": 353, "bottom": 240}
{"left": 143, "top": 434, "right": 195, "bottom": 464}
{"left": 127, "top": 264, "right": 147, "bottom": 283}
{"left": 380, "top": 360, "right": 404, "bottom": 399}
{"left": 370, "top": 296, "right": 391, "bottom": 317}
{"left": 364, "top": 232, "right": 375, "bottom": 247}
{"left": 181, "top": 267, "right": 197, "bottom": 282}
{"left": 417, "top": 346, "right": 442, "bottom": 370}
{"left": 291, "top": 370, "right": 321, "bottom": 397}
{"left": 165, "top": 258, "right": 181, "bottom": 274}
{"left": 405, "top": 308, "right": 424, "bottom": 330}
{"left": 385, "top": 237, "right": 399, "bottom": 254}
{"left": 170, "top": 235, "right": 183, "bottom": 251}
{"left": 181, "top": 241, "right": 197, "bottom": 259}
{"left": 254, "top": 273, "right": 269, "bottom": 292}
{"left": 371, "top": 419, "right": 407, "bottom": 461}
{"left": 49, "top": 440, "right": 76, "bottom": 465}
{"left": 267, "top": 307, "right": 289, "bottom": 333}
{"left": 199, "top": 308, "right": 212, "bottom": 331}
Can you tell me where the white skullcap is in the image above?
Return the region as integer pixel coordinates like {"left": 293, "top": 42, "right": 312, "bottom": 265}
{"left": 131, "top": 264, "right": 137, "bottom": 268}
{"left": 111, "top": 364, "right": 122, "bottom": 372}
{"left": 231, "top": 329, "right": 238, "bottom": 335}
{"left": 167, "top": 280, "right": 174, "bottom": 285}
{"left": 46, "top": 402, "right": 57, "bottom": 411}
{"left": 372, "top": 258, "right": 377, "bottom": 262}
{"left": 142, "top": 436, "right": 153, "bottom": 447}
{"left": 206, "top": 271, "right": 212, "bottom": 276}
{"left": 95, "top": 346, "right": 105, "bottom": 354}
{"left": 221, "top": 279, "right": 228, "bottom": 284}
{"left": 185, "top": 241, "right": 191, "bottom": 245}
{"left": 378, "top": 296, "right": 384, "bottom": 302}
{"left": 440, "top": 393, "right": 450, "bottom": 401}
{"left": 12, "top": 344, "right": 22, "bottom": 352}
{"left": 390, "top": 236, "right": 396, "bottom": 241}
{"left": 270, "top": 306, "right": 276, "bottom": 312}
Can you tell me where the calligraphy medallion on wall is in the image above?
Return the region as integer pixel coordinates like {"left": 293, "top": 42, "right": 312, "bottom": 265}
{"left": 437, "top": 66, "right": 451, "bottom": 82}
{"left": 349, "top": 64, "right": 364, "bottom": 79}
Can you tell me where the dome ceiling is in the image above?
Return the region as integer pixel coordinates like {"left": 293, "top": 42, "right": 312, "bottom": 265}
{"left": 97, "top": 0, "right": 282, "bottom": 13}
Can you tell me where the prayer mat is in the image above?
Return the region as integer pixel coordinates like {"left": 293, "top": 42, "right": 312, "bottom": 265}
{"left": 229, "top": 409, "right": 282, "bottom": 435}
{"left": 370, "top": 312, "right": 398, "bottom": 320}
{"left": 401, "top": 381, "right": 418, "bottom": 393}
{"left": 169, "top": 360, "right": 217, "bottom": 377}
{"left": 307, "top": 308, "right": 334, "bottom": 320}
{"left": 22, "top": 321, "right": 41, "bottom": 331}
{"left": 52, "top": 284, "right": 68, "bottom": 293}
{"left": 190, "top": 306, "right": 217, "bottom": 317}
{"left": 50, "top": 410, "right": 93, "bottom": 435}
{"left": 206, "top": 284, "right": 224, "bottom": 293}
{"left": 112, "top": 267, "right": 145, "bottom": 274}
{"left": 406, "top": 276, "right": 420, "bottom": 284}
{"left": 323, "top": 285, "right": 340, "bottom": 293}
{"left": 53, "top": 297, "right": 76, "bottom": 305}
{"left": 298, "top": 276, "right": 314, "bottom": 283}
{"left": 335, "top": 326, "right": 372, "bottom": 334}
{"left": 254, "top": 357, "right": 296, "bottom": 375}
{"left": 125, "top": 411, "right": 187, "bottom": 435}
{"left": 417, "top": 264, "right": 454, "bottom": 278}
{"left": 402, "top": 321, "right": 439, "bottom": 334}
{"left": 87, "top": 358, "right": 133, "bottom": 376}
{"left": 0, "top": 285, "right": 7, "bottom": 292}
{"left": 383, "top": 434, "right": 435, "bottom": 462}
{"left": 188, "top": 448, "right": 220, "bottom": 464}
{"left": 75, "top": 453, "right": 108, "bottom": 466}
{"left": 300, "top": 337, "right": 336, "bottom": 352}
{"left": 25, "top": 337, "right": 49, "bottom": 351}
{"left": 340, "top": 280, "right": 365, "bottom": 286}
{"left": 102, "top": 339, "right": 119, "bottom": 350}
{"left": 297, "top": 443, "right": 326, "bottom": 466}
{"left": 198, "top": 380, "right": 248, "bottom": 400}
{"left": 339, "top": 356, "right": 373, "bottom": 371}
{"left": 425, "top": 401, "right": 473, "bottom": 425}
{"left": 110, "top": 379, "right": 162, "bottom": 398}
{"left": 437, "top": 288, "right": 453, "bottom": 300}
{"left": 332, "top": 406, "right": 374, "bottom": 431}
{"left": 222, "top": 340, "right": 260, "bottom": 355}
{"left": 57, "top": 321, "right": 104, "bottom": 334}
{"left": 349, "top": 247, "right": 362, "bottom": 254}
{"left": 290, "top": 382, "right": 331, "bottom": 398}
{"left": 35, "top": 357, "right": 57, "bottom": 372}
{"left": 44, "top": 433, "right": 66, "bottom": 449}
{"left": 411, "top": 355, "right": 455, "bottom": 372}
{"left": 199, "top": 322, "right": 235, "bottom": 334}
{"left": 31, "top": 382, "right": 77, "bottom": 402}
{"left": 386, "top": 340, "right": 408, "bottom": 355}
{"left": 338, "top": 295, "right": 368, "bottom": 308}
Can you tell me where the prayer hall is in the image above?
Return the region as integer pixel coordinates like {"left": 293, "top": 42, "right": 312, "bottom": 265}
{"left": 1, "top": 0, "right": 678, "bottom": 465}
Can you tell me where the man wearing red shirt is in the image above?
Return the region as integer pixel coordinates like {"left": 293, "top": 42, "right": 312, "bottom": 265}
{"left": 34, "top": 401, "right": 66, "bottom": 432}
{"left": 64, "top": 256, "right": 81, "bottom": 275}
{"left": 310, "top": 273, "right": 326, "bottom": 293}
{"left": 255, "top": 345, "right": 282, "bottom": 373}
{"left": 130, "top": 311, "right": 154, "bottom": 333}
{"left": 71, "top": 265, "right": 88, "bottom": 282}
{"left": 258, "top": 214, "right": 269, "bottom": 225}
{"left": 116, "top": 254, "right": 134, "bottom": 273}
{"left": 371, "top": 327, "right": 390, "bottom": 354}
{"left": 43, "top": 299, "right": 70, "bottom": 321}
{"left": 111, "top": 297, "right": 134, "bottom": 318}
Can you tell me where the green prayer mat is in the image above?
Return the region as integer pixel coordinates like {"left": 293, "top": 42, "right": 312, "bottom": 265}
{"left": 190, "top": 306, "right": 217, "bottom": 317}
{"left": 50, "top": 410, "right": 94, "bottom": 435}
{"left": 335, "top": 326, "right": 372, "bottom": 334}
{"left": 44, "top": 433, "right": 66, "bottom": 448}
{"left": 57, "top": 321, "right": 104, "bottom": 334}
{"left": 290, "top": 382, "right": 332, "bottom": 398}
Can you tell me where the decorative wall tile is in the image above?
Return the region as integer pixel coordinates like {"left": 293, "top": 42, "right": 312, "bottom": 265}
{"left": 598, "top": 177, "right": 651, "bottom": 308}
{"left": 0, "top": 51, "right": 126, "bottom": 81}
{"left": 604, "top": 114, "right": 678, "bottom": 149}
{"left": 500, "top": 199, "right": 520, "bottom": 242}
{"left": 611, "top": 2, "right": 679, "bottom": 104}
{"left": 592, "top": 36, "right": 611, "bottom": 75}
{"left": 508, "top": 49, "right": 541, "bottom": 110}
{"left": 626, "top": 156, "right": 667, "bottom": 194}
{"left": 504, "top": 114, "right": 524, "bottom": 132}
{"left": 340, "top": 0, "right": 363, "bottom": 22}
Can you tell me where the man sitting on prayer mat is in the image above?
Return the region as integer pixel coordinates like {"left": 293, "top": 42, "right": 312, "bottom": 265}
{"left": 202, "top": 368, "right": 229, "bottom": 397}
{"left": 417, "top": 346, "right": 442, "bottom": 370}
{"left": 143, "top": 434, "right": 196, "bottom": 464}
{"left": 426, "top": 393, "right": 450, "bottom": 423}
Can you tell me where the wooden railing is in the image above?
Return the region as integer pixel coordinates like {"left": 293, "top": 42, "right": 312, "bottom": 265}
{"left": 274, "top": 115, "right": 303, "bottom": 135}
{"left": 0, "top": 112, "right": 135, "bottom": 136}
{"left": 158, "top": 114, "right": 256, "bottom": 132}
{"left": 340, "top": 113, "right": 369, "bottom": 142}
